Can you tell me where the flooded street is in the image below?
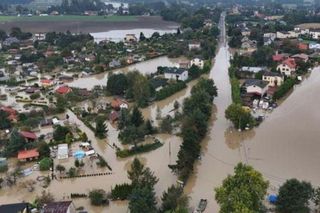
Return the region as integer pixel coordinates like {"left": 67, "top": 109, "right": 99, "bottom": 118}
{"left": 68, "top": 56, "right": 183, "bottom": 89}
{"left": 186, "top": 13, "right": 320, "bottom": 212}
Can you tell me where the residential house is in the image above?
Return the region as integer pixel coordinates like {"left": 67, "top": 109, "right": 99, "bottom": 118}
{"left": 109, "top": 59, "right": 121, "bottom": 68}
{"left": 262, "top": 71, "right": 284, "bottom": 87}
{"left": 111, "top": 98, "right": 129, "bottom": 111}
{"left": 272, "top": 53, "right": 289, "bottom": 62}
{"left": 17, "top": 149, "right": 39, "bottom": 162}
{"left": 277, "top": 58, "right": 296, "bottom": 76}
{"left": 243, "top": 79, "right": 269, "bottom": 96}
{"left": 59, "top": 75, "right": 74, "bottom": 82}
{"left": 3, "top": 37, "right": 20, "bottom": 46}
{"left": 190, "top": 57, "right": 204, "bottom": 69}
{"left": 238, "top": 66, "right": 266, "bottom": 78}
{"left": 309, "top": 42, "right": 320, "bottom": 50}
{"left": 178, "top": 61, "right": 190, "bottom": 69}
{"left": 109, "top": 111, "right": 119, "bottom": 123}
{"left": 0, "top": 202, "right": 32, "bottom": 213}
{"left": 1, "top": 106, "right": 18, "bottom": 122}
{"left": 56, "top": 86, "right": 72, "bottom": 95}
{"left": 163, "top": 67, "right": 189, "bottom": 81}
{"left": 241, "top": 28, "right": 251, "bottom": 36}
{"left": 188, "top": 41, "right": 201, "bottom": 51}
{"left": 33, "top": 33, "right": 46, "bottom": 41}
{"left": 124, "top": 34, "right": 138, "bottom": 43}
{"left": 291, "top": 53, "right": 309, "bottom": 62}
{"left": 309, "top": 30, "right": 320, "bottom": 39}
{"left": 298, "top": 43, "right": 309, "bottom": 51}
{"left": 276, "top": 31, "right": 298, "bottom": 39}
{"left": 43, "top": 201, "right": 76, "bottom": 213}
{"left": 241, "top": 37, "right": 257, "bottom": 51}
{"left": 40, "top": 79, "right": 54, "bottom": 87}
{"left": 20, "top": 131, "right": 37, "bottom": 142}
{"left": 263, "top": 33, "right": 276, "bottom": 46}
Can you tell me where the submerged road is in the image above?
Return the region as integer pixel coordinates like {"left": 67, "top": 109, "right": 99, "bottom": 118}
{"left": 186, "top": 11, "right": 320, "bottom": 212}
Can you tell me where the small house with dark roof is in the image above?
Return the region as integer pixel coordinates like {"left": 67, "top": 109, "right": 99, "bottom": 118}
{"left": 0, "top": 202, "right": 31, "bottom": 213}
{"left": 43, "top": 201, "right": 76, "bottom": 213}
{"left": 243, "top": 79, "right": 269, "bottom": 96}
{"left": 262, "top": 71, "right": 284, "bottom": 87}
{"left": 163, "top": 67, "right": 188, "bottom": 81}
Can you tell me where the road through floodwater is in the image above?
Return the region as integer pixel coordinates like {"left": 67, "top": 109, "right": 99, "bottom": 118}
{"left": 186, "top": 12, "right": 320, "bottom": 212}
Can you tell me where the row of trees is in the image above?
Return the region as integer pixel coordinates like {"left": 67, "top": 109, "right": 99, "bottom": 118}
{"left": 215, "top": 163, "right": 320, "bottom": 213}
{"left": 118, "top": 107, "right": 154, "bottom": 145}
{"left": 170, "top": 78, "right": 218, "bottom": 182}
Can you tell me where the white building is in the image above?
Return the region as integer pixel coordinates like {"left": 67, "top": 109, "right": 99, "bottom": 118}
{"left": 262, "top": 71, "right": 284, "bottom": 87}
{"left": 309, "top": 42, "right": 320, "bottom": 50}
{"left": 188, "top": 42, "right": 201, "bottom": 51}
{"left": 190, "top": 57, "right": 204, "bottom": 69}
{"left": 309, "top": 30, "right": 320, "bottom": 39}
{"left": 57, "top": 144, "right": 69, "bottom": 160}
{"left": 277, "top": 58, "right": 296, "bottom": 77}
{"left": 34, "top": 33, "right": 46, "bottom": 41}
{"left": 243, "top": 79, "right": 269, "bottom": 96}
{"left": 276, "top": 31, "right": 298, "bottom": 39}
{"left": 164, "top": 67, "right": 188, "bottom": 81}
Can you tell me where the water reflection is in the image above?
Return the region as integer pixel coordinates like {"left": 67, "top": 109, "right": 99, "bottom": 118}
{"left": 224, "top": 128, "right": 255, "bottom": 150}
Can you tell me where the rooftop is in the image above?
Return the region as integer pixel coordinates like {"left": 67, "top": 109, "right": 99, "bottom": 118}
{"left": 17, "top": 149, "right": 39, "bottom": 160}
{"left": 163, "top": 67, "right": 187, "bottom": 75}
{"left": 43, "top": 201, "right": 72, "bottom": 213}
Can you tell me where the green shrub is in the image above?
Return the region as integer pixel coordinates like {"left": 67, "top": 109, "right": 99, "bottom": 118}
{"left": 39, "top": 157, "right": 52, "bottom": 171}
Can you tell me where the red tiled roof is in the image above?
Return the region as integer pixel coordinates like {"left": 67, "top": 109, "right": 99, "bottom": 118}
{"left": 298, "top": 43, "right": 308, "bottom": 50}
{"left": 272, "top": 54, "right": 284, "bottom": 62}
{"left": 17, "top": 149, "right": 39, "bottom": 160}
{"left": 56, "top": 86, "right": 72, "bottom": 95}
{"left": 282, "top": 58, "right": 296, "bottom": 69}
{"left": 111, "top": 98, "right": 128, "bottom": 109}
{"left": 20, "top": 131, "right": 37, "bottom": 140}
{"left": 41, "top": 79, "right": 52, "bottom": 84}
{"left": 1, "top": 106, "right": 17, "bottom": 115}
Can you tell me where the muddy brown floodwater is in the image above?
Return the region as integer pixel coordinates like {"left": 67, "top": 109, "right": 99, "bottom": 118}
{"left": 185, "top": 13, "right": 320, "bottom": 212}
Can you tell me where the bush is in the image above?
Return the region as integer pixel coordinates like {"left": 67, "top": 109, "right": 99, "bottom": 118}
{"left": 30, "top": 93, "right": 41, "bottom": 100}
{"left": 39, "top": 157, "right": 52, "bottom": 171}
{"left": 273, "top": 78, "right": 297, "bottom": 100}
{"left": 96, "top": 155, "right": 112, "bottom": 171}
{"left": 89, "top": 189, "right": 109, "bottom": 206}
{"left": 0, "top": 165, "right": 8, "bottom": 173}
{"left": 155, "top": 81, "right": 187, "bottom": 101}
{"left": 111, "top": 183, "right": 133, "bottom": 200}
{"left": 116, "top": 140, "right": 163, "bottom": 158}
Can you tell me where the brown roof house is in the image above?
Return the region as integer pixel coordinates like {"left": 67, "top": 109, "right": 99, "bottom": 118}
{"left": 43, "top": 201, "right": 76, "bottom": 213}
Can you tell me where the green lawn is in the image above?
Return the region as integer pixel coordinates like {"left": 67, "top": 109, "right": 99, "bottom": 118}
{"left": 0, "top": 15, "right": 138, "bottom": 22}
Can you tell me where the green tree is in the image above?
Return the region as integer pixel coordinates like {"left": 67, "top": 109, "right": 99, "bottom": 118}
{"left": 128, "top": 158, "right": 145, "bottom": 186}
{"left": 144, "top": 119, "right": 154, "bottom": 135}
{"left": 39, "top": 157, "right": 52, "bottom": 171}
{"left": 131, "top": 107, "right": 144, "bottom": 127}
{"left": 160, "top": 185, "right": 188, "bottom": 213}
{"left": 160, "top": 115, "right": 173, "bottom": 134}
{"left": 215, "top": 163, "right": 269, "bottom": 213}
{"left": 4, "top": 129, "right": 25, "bottom": 157}
{"left": 55, "top": 164, "right": 65, "bottom": 173}
{"left": 53, "top": 125, "right": 70, "bottom": 141}
{"left": 127, "top": 71, "right": 151, "bottom": 107}
{"left": 68, "top": 167, "right": 77, "bottom": 177}
{"left": 0, "top": 110, "right": 11, "bottom": 130}
{"left": 276, "top": 179, "right": 313, "bottom": 213}
{"left": 56, "top": 95, "right": 67, "bottom": 113}
{"left": 129, "top": 186, "right": 157, "bottom": 213}
{"left": 313, "top": 187, "right": 320, "bottom": 212}
{"left": 95, "top": 118, "right": 107, "bottom": 138}
{"left": 225, "top": 104, "right": 255, "bottom": 130}
{"left": 37, "top": 141, "right": 50, "bottom": 158}
{"left": 89, "top": 189, "right": 108, "bottom": 206}
{"left": 106, "top": 73, "right": 128, "bottom": 95}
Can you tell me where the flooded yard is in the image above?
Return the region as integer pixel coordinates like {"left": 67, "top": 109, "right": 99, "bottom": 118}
{"left": 67, "top": 56, "right": 184, "bottom": 90}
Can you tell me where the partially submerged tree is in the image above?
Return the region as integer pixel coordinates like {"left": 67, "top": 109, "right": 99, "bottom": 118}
{"left": 215, "top": 163, "right": 269, "bottom": 213}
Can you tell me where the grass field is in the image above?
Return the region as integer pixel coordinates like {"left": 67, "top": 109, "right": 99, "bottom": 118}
{"left": 0, "top": 15, "right": 138, "bottom": 23}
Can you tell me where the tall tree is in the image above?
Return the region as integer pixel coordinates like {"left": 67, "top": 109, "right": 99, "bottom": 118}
{"left": 95, "top": 118, "right": 107, "bottom": 138}
{"left": 0, "top": 110, "right": 11, "bottom": 130}
{"left": 215, "top": 163, "right": 269, "bottom": 213}
{"left": 106, "top": 73, "right": 128, "bottom": 95}
{"left": 4, "top": 129, "right": 25, "bottom": 157}
{"left": 129, "top": 186, "right": 157, "bottom": 213}
{"left": 276, "top": 179, "right": 313, "bottom": 213}
{"left": 160, "top": 185, "right": 188, "bottom": 213}
{"left": 131, "top": 106, "right": 144, "bottom": 127}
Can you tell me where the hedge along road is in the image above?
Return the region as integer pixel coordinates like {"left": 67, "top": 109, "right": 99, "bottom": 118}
{"left": 185, "top": 12, "right": 320, "bottom": 212}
